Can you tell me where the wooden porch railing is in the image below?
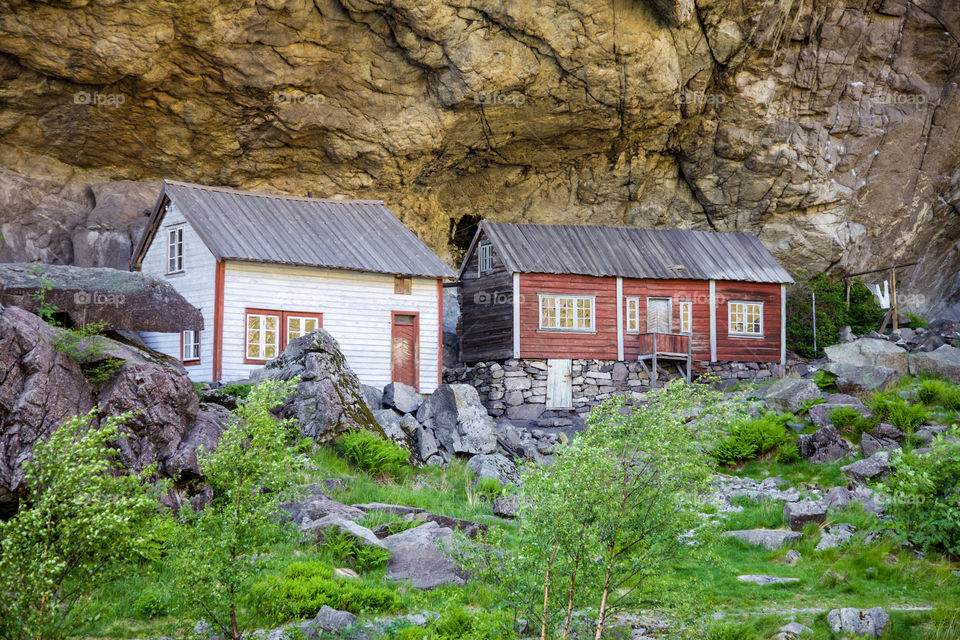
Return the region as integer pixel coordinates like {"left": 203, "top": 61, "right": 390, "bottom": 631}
{"left": 635, "top": 332, "right": 692, "bottom": 387}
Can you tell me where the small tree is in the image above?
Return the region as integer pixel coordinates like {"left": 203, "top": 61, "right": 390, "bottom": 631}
{"left": 0, "top": 410, "right": 165, "bottom": 640}
{"left": 171, "top": 378, "right": 302, "bottom": 639}
{"left": 457, "top": 380, "right": 743, "bottom": 639}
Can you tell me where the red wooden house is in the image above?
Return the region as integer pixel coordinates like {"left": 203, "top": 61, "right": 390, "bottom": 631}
{"left": 458, "top": 222, "right": 793, "bottom": 386}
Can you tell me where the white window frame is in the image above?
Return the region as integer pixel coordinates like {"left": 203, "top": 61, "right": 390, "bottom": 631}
{"left": 182, "top": 330, "right": 200, "bottom": 362}
{"left": 245, "top": 312, "right": 281, "bottom": 361}
{"left": 166, "top": 225, "right": 184, "bottom": 274}
{"left": 538, "top": 294, "right": 596, "bottom": 332}
{"left": 679, "top": 300, "right": 692, "bottom": 334}
{"left": 478, "top": 243, "right": 494, "bottom": 274}
{"left": 728, "top": 300, "right": 763, "bottom": 337}
{"left": 286, "top": 314, "right": 320, "bottom": 342}
{"left": 625, "top": 297, "right": 640, "bottom": 333}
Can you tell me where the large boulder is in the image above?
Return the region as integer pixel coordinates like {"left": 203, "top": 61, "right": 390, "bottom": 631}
{"left": 841, "top": 451, "right": 891, "bottom": 485}
{"left": 466, "top": 453, "right": 519, "bottom": 488}
{"left": 301, "top": 515, "right": 384, "bottom": 548}
{"left": 826, "top": 607, "right": 890, "bottom": 638}
{"left": 382, "top": 382, "right": 423, "bottom": 414}
{"left": 821, "top": 362, "right": 899, "bottom": 394}
{"left": 757, "top": 377, "right": 821, "bottom": 413}
{"left": 281, "top": 484, "right": 367, "bottom": 525}
{"left": 797, "top": 426, "right": 853, "bottom": 463}
{"left": 0, "top": 302, "right": 223, "bottom": 512}
{"left": 257, "top": 329, "right": 383, "bottom": 442}
{"left": 0, "top": 262, "right": 202, "bottom": 332}
{"left": 908, "top": 345, "right": 960, "bottom": 383}
{"left": 417, "top": 384, "right": 496, "bottom": 456}
{"left": 824, "top": 338, "right": 908, "bottom": 374}
{"left": 381, "top": 521, "right": 467, "bottom": 589}
{"left": 724, "top": 529, "right": 802, "bottom": 550}
{"left": 783, "top": 500, "right": 827, "bottom": 531}
{"left": 807, "top": 395, "right": 871, "bottom": 429}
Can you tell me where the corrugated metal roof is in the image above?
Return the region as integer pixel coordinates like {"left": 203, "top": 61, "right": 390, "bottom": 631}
{"left": 134, "top": 180, "right": 455, "bottom": 279}
{"left": 479, "top": 222, "right": 794, "bottom": 283}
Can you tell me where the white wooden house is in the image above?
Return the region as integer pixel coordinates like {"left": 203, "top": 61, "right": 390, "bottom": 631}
{"left": 132, "top": 180, "right": 455, "bottom": 392}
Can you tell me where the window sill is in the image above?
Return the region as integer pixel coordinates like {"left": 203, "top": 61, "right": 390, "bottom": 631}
{"left": 537, "top": 329, "right": 597, "bottom": 334}
{"left": 728, "top": 333, "right": 765, "bottom": 339}
{"left": 243, "top": 357, "right": 272, "bottom": 365}
{"left": 166, "top": 270, "right": 185, "bottom": 277}
{"left": 183, "top": 359, "right": 201, "bottom": 367}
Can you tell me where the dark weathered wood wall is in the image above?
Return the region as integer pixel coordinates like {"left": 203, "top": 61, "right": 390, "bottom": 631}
{"left": 459, "top": 230, "right": 514, "bottom": 363}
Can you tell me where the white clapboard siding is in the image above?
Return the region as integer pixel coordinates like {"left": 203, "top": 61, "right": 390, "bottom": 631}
{"left": 138, "top": 202, "right": 217, "bottom": 381}
{"left": 221, "top": 261, "right": 441, "bottom": 393}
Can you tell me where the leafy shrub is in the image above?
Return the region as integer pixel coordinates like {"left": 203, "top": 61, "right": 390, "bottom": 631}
{"left": 474, "top": 476, "right": 504, "bottom": 501}
{"left": 828, "top": 406, "right": 860, "bottom": 431}
{"left": 918, "top": 379, "right": 949, "bottom": 405}
{"left": 812, "top": 370, "right": 838, "bottom": 390}
{"left": 887, "top": 399, "right": 929, "bottom": 432}
{"left": 941, "top": 386, "right": 960, "bottom": 412}
{"left": 711, "top": 414, "right": 791, "bottom": 465}
{"left": 132, "top": 587, "right": 170, "bottom": 618}
{"left": 884, "top": 437, "right": 960, "bottom": 554}
{"left": 786, "top": 273, "right": 885, "bottom": 358}
{"left": 324, "top": 529, "right": 391, "bottom": 571}
{"left": 391, "top": 606, "right": 516, "bottom": 640}
{"left": 704, "top": 620, "right": 759, "bottom": 640}
{"left": 222, "top": 382, "right": 253, "bottom": 398}
{"left": 338, "top": 430, "right": 409, "bottom": 477}
{"left": 248, "top": 560, "right": 400, "bottom": 623}
{"left": 906, "top": 312, "right": 928, "bottom": 329}
{"left": 796, "top": 396, "right": 825, "bottom": 416}
{"left": 867, "top": 392, "right": 894, "bottom": 421}
{"left": 775, "top": 442, "right": 800, "bottom": 464}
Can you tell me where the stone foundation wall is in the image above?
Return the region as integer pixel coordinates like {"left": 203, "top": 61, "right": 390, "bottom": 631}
{"left": 444, "top": 359, "right": 785, "bottom": 425}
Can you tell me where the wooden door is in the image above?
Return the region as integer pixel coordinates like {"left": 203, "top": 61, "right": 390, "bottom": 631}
{"left": 647, "top": 298, "right": 671, "bottom": 333}
{"left": 391, "top": 313, "right": 419, "bottom": 390}
{"left": 546, "top": 358, "right": 572, "bottom": 409}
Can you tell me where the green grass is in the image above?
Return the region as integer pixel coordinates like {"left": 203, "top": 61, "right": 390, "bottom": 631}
{"left": 731, "top": 459, "right": 847, "bottom": 489}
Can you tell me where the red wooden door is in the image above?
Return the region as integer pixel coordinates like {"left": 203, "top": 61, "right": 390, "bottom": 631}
{"left": 391, "top": 313, "right": 419, "bottom": 390}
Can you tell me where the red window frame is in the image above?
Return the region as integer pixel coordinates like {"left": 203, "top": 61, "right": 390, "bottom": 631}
{"left": 243, "top": 308, "right": 323, "bottom": 364}
{"left": 394, "top": 276, "right": 412, "bottom": 295}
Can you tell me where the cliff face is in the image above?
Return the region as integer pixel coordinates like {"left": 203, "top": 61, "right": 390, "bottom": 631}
{"left": 0, "top": 0, "right": 958, "bottom": 312}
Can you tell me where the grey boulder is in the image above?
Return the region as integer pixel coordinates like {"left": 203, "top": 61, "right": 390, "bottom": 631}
{"left": 824, "top": 338, "right": 908, "bottom": 374}
{"left": 301, "top": 515, "right": 384, "bottom": 548}
{"left": 784, "top": 500, "right": 827, "bottom": 531}
{"left": 798, "top": 426, "right": 853, "bottom": 463}
{"left": 807, "top": 396, "right": 870, "bottom": 429}
{"left": 383, "top": 382, "right": 424, "bottom": 414}
{"left": 302, "top": 605, "right": 357, "bottom": 638}
{"left": 860, "top": 432, "right": 899, "bottom": 457}
{"left": 381, "top": 521, "right": 467, "bottom": 589}
{"left": 815, "top": 523, "right": 857, "bottom": 551}
{"left": 777, "top": 622, "right": 813, "bottom": 639}
{"left": 467, "top": 453, "right": 519, "bottom": 488}
{"left": 908, "top": 344, "right": 960, "bottom": 383}
{"left": 724, "top": 529, "right": 802, "bottom": 550}
{"left": 736, "top": 574, "right": 800, "bottom": 585}
{"left": 822, "top": 362, "right": 899, "bottom": 394}
{"left": 417, "top": 384, "right": 497, "bottom": 456}
{"left": 492, "top": 494, "right": 520, "bottom": 518}
{"left": 281, "top": 484, "right": 366, "bottom": 525}
{"left": 758, "top": 377, "right": 821, "bottom": 413}
{"left": 842, "top": 451, "right": 891, "bottom": 485}
{"left": 826, "top": 607, "right": 890, "bottom": 638}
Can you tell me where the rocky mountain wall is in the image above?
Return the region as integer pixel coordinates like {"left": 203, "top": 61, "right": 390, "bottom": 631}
{"left": 0, "top": 0, "right": 958, "bottom": 313}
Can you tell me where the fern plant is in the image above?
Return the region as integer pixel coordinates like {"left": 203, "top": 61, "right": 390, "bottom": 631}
{"left": 337, "top": 430, "right": 409, "bottom": 478}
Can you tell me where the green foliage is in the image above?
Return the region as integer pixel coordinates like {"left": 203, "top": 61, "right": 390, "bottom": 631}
{"left": 812, "top": 370, "right": 838, "bottom": 390}
{"left": 775, "top": 442, "right": 800, "bottom": 464}
{"left": 338, "top": 430, "right": 410, "bottom": 478}
{"left": 51, "top": 322, "right": 124, "bottom": 384}
{"left": 917, "top": 379, "right": 949, "bottom": 405}
{"left": 474, "top": 476, "right": 505, "bottom": 501}
{"left": 883, "top": 435, "right": 960, "bottom": 554}
{"left": 248, "top": 560, "right": 400, "bottom": 624}
{"left": 170, "top": 378, "right": 303, "bottom": 640}
{"left": 888, "top": 399, "right": 930, "bottom": 432}
{"left": 29, "top": 265, "right": 60, "bottom": 326}
{"left": 828, "top": 406, "right": 860, "bottom": 431}
{"left": 786, "top": 273, "right": 885, "bottom": 358}
{"left": 391, "top": 606, "right": 516, "bottom": 640}
{"left": 906, "top": 312, "right": 928, "bottom": 329}
{"left": 324, "top": 528, "right": 391, "bottom": 571}
{"left": 704, "top": 620, "right": 760, "bottom": 640}
{"left": 796, "top": 396, "right": 825, "bottom": 416}
{"left": 222, "top": 382, "right": 253, "bottom": 399}
{"left": 940, "top": 386, "right": 960, "bottom": 412}
{"left": 81, "top": 358, "right": 125, "bottom": 385}
{"left": 132, "top": 586, "right": 171, "bottom": 618}
{"left": 456, "top": 380, "right": 744, "bottom": 640}
{"left": 711, "top": 413, "right": 791, "bottom": 465}
{"left": 0, "top": 410, "right": 166, "bottom": 640}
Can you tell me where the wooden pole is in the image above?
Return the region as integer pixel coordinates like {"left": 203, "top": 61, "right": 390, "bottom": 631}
{"left": 686, "top": 334, "right": 692, "bottom": 383}
{"left": 845, "top": 279, "right": 851, "bottom": 310}
{"left": 890, "top": 268, "right": 898, "bottom": 332}
{"left": 652, "top": 333, "right": 658, "bottom": 389}
{"left": 812, "top": 289, "right": 817, "bottom": 355}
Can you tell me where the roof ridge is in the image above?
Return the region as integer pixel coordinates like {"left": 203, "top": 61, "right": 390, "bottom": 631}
{"left": 484, "top": 220, "right": 744, "bottom": 236}
{"left": 163, "top": 179, "right": 386, "bottom": 205}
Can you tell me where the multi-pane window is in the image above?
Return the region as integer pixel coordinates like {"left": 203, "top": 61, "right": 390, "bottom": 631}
{"left": 478, "top": 243, "right": 493, "bottom": 273}
{"left": 394, "top": 276, "right": 412, "bottom": 295}
{"left": 167, "top": 226, "right": 184, "bottom": 274}
{"left": 679, "top": 300, "right": 692, "bottom": 334}
{"left": 539, "top": 295, "right": 595, "bottom": 331}
{"left": 729, "top": 301, "right": 763, "bottom": 336}
{"left": 246, "top": 312, "right": 280, "bottom": 361}
{"left": 182, "top": 330, "right": 200, "bottom": 362}
{"left": 625, "top": 297, "right": 640, "bottom": 333}
{"left": 286, "top": 315, "right": 319, "bottom": 342}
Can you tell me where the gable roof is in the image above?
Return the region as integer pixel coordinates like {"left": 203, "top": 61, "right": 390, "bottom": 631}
{"left": 462, "top": 221, "right": 793, "bottom": 284}
{"left": 132, "top": 180, "right": 455, "bottom": 279}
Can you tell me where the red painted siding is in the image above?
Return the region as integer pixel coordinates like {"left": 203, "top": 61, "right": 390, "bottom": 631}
{"left": 518, "top": 274, "right": 618, "bottom": 359}
{"left": 622, "top": 279, "right": 711, "bottom": 362}
{"left": 715, "top": 281, "right": 782, "bottom": 362}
